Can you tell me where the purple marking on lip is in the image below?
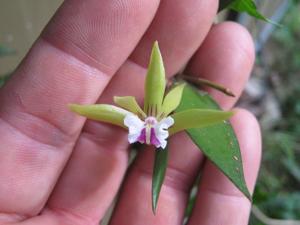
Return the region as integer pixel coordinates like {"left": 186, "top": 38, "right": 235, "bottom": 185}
{"left": 137, "top": 127, "right": 161, "bottom": 147}
{"left": 150, "top": 128, "right": 160, "bottom": 147}
{"left": 138, "top": 128, "right": 146, "bottom": 144}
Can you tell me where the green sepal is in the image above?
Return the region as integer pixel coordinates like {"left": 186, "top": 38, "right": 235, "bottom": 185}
{"left": 152, "top": 147, "right": 168, "bottom": 214}
{"left": 161, "top": 83, "right": 186, "bottom": 117}
{"left": 114, "top": 96, "right": 146, "bottom": 118}
{"left": 69, "top": 104, "right": 129, "bottom": 128}
{"left": 169, "top": 109, "right": 234, "bottom": 135}
{"left": 144, "top": 41, "right": 166, "bottom": 116}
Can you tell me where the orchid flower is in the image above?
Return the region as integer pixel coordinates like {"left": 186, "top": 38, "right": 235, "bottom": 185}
{"left": 69, "top": 42, "right": 233, "bottom": 149}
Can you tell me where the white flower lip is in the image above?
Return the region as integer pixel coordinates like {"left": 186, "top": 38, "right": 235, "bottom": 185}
{"left": 124, "top": 114, "right": 174, "bottom": 149}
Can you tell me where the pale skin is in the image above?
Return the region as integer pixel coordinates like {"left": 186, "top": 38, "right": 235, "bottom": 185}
{"left": 0, "top": 0, "right": 261, "bottom": 224}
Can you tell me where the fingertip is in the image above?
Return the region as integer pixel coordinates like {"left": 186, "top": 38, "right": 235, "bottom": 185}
{"left": 186, "top": 21, "right": 256, "bottom": 109}
{"left": 231, "top": 108, "right": 262, "bottom": 193}
{"left": 200, "top": 108, "right": 261, "bottom": 196}
{"left": 212, "top": 21, "right": 255, "bottom": 64}
{"left": 188, "top": 108, "right": 261, "bottom": 225}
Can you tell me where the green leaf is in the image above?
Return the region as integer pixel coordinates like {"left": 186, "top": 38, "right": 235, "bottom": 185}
{"left": 144, "top": 41, "right": 166, "bottom": 116}
{"left": 161, "top": 83, "right": 186, "bottom": 117}
{"left": 114, "top": 96, "right": 146, "bottom": 118}
{"left": 69, "top": 104, "right": 129, "bottom": 128}
{"left": 169, "top": 109, "right": 234, "bottom": 135}
{"left": 152, "top": 148, "right": 168, "bottom": 214}
{"left": 219, "top": 0, "right": 278, "bottom": 25}
{"left": 176, "top": 85, "right": 251, "bottom": 200}
{"left": 229, "top": 0, "right": 274, "bottom": 24}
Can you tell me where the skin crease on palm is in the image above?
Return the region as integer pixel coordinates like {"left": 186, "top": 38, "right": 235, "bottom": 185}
{"left": 0, "top": 0, "right": 261, "bottom": 225}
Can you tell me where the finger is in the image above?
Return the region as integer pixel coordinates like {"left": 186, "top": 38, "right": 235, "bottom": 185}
{"left": 130, "top": 0, "right": 219, "bottom": 75}
{"left": 186, "top": 21, "right": 255, "bottom": 110}
{"left": 0, "top": 0, "right": 159, "bottom": 219}
{"left": 188, "top": 109, "right": 261, "bottom": 225}
{"left": 108, "top": 0, "right": 220, "bottom": 224}
{"left": 43, "top": 0, "right": 218, "bottom": 224}
{"left": 110, "top": 22, "right": 255, "bottom": 225}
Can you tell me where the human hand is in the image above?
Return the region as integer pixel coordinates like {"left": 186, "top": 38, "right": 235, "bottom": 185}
{"left": 0, "top": 0, "right": 261, "bottom": 224}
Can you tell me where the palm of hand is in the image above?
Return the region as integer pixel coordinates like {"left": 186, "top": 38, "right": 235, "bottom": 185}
{"left": 0, "top": 1, "right": 261, "bottom": 225}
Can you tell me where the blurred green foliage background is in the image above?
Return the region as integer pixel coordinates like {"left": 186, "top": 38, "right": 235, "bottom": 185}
{"left": 250, "top": 3, "right": 300, "bottom": 223}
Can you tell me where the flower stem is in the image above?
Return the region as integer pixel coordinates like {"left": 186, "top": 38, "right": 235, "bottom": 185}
{"left": 179, "top": 74, "right": 236, "bottom": 97}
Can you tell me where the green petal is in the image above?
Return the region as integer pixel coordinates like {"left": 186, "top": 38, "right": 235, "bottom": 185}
{"left": 161, "top": 83, "right": 186, "bottom": 117}
{"left": 169, "top": 109, "right": 234, "bottom": 135}
{"left": 144, "top": 41, "right": 166, "bottom": 116}
{"left": 69, "top": 104, "right": 129, "bottom": 128}
{"left": 114, "top": 96, "right": 146, "bottom": 118}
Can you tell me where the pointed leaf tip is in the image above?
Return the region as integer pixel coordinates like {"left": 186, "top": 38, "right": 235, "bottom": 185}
{"left": 228, "top": 0, "right": 278, "bottom": 25}
{"left": 176, "top": 85, "right": 251, "bottom": 201}
{"left": 144, "top": 42, "right": 166, "bottom": 116}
